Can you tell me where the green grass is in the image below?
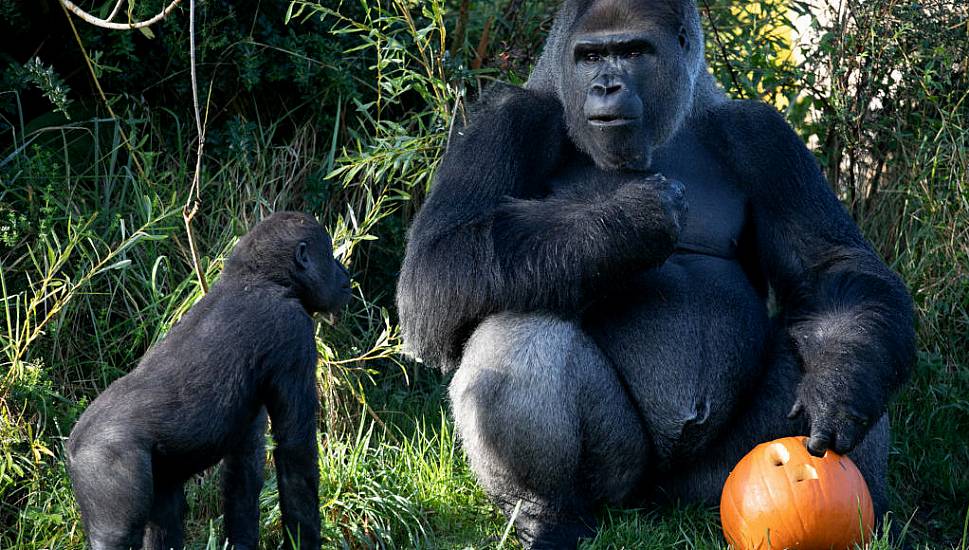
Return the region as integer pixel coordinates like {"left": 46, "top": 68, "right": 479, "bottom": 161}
{"left": 10, "top": 372, "right": 966, "bottom": 548}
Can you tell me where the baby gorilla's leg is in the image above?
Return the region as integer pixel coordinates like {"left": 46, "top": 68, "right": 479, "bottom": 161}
{"left": 68, "top": 432, "right": 154, "bottom": 549}
{"left": 143, "top": 482, "right": 186, "bottom": 550}
{"left": 223, "top": 411, "right": 268, "bottom": 550}
{"left": 451, "top": 313, "right": 648, "bottom": 549}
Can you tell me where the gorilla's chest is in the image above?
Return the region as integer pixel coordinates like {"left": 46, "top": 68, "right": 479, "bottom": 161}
{"left": 651, "top": 131, "right": 747, "bottom": 258}
{"left": 549, "top": 136, "right": 747, "bottom": 258}
{"left": 560, "top": 133, "right": 766, "bottom": 466}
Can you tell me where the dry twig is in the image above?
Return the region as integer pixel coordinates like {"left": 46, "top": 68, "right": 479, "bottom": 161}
{"left": 183, "top": 0, "right": 209, "bottom": 293}
{"left": 59, "top": 0, "right": 183, "bottom": 30}
{"left": 60, "top": 0, "right": 209, "bottom": 292}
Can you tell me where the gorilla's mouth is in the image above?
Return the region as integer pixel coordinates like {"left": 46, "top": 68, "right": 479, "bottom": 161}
{"left": 587, "top": 115, "right": 639, "bottom": 127}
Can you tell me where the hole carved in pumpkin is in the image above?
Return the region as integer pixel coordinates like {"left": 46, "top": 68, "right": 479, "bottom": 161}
{"left": 794, "top": 463, "right": 819, "bottom": 483}
{"left": 768, "top": 443, "right": 790, "bottom": 467}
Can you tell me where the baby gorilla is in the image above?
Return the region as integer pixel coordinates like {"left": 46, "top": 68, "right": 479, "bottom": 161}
{"left": 67, "top": 212, "right": 350, "bottom": 550}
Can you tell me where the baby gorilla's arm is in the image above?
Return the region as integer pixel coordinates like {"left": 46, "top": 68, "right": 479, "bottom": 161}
{"left": 266, "top": 334, "right": 321, "bottom": 550}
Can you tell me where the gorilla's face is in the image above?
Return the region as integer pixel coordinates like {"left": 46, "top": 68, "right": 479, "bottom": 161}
{"left": 561, "top": 5, "right": 696, "bottom": 171}
{"left": 293, "top": 230, "right": 352, "bottom": 315}
{"left": 223, "top": 212, "right": 351, "bottom": 314}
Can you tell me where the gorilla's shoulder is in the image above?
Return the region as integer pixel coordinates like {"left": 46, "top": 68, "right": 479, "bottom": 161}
{"left": 701, "top": 99, "right": 819, "bottom": 186}
{"left": 448, "top": 83, "right": 566, "bottom": 159}
{"left": 471, "top": 82, "right": 563, "bottom": 121}
{"left": 705, "top": 99, "right": 796, "bottom": 149}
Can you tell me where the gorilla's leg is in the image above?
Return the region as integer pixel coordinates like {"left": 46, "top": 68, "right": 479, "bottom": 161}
{"left": 450, "top": 313, "right": 648, "bottom": 549}
{"left": 68, "top": 433, "right": 153, "bottom": 549}
{"left": 142, "top": 482, "right": 186, "bottom": 550}
{"left": 654, "top": 333, "right": 892, "bottom": 523}
{"left": 223, "top": 411, "right": 268, "bottom": 550}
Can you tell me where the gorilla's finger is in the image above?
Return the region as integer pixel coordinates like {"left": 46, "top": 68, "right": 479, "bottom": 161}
{"left": 833, "top": 421, "right": 863, "bottom": 455}
{"left": 787, "top": 400, "right": 804, "bottom": 420}
{"left": 807, "top": 427, "right": 833, "bottom": 457}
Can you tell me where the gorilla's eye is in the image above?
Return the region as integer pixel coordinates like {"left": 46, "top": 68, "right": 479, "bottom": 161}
{"left": 678, "top": 27, "right": 688, "bottom": 48}
{"left": 621, "top": 40, "right": 655, "bottom": 58}
{"left": 584, "top": 52, "right": 602, "bottom": 63}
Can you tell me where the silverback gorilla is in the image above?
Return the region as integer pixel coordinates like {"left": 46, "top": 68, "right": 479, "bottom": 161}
{"left": 397, "top": 0, "right": 915, "bottom": 548}
{"left": 67, "top": 212, "right": 350, "bottom": 550}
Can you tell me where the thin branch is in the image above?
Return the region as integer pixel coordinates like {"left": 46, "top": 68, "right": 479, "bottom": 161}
{"left": 59, "top": 0, "right": 183, "bottom": 30}
{"left": 471, "top": 16, "right": 493, "bottom": 71}
{"left": 450, "top": 0, "right": 470, "bottom": 57}
{"left": 700, "top": 0, "right": 745, "bottom": 99}
{"left": 183, "top": 0, "right": 209, "bottom": 294}
{"left": 105, "top": 0, "right": 125, "bottom": 22}
{"left": 445, "top": 89, "right": 466, "bottom": 150}
{"left": 61, "top": 0, "right": 205, "bottom": 290}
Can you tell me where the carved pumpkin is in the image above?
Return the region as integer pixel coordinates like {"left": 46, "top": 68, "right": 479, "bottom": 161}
{"left": 720, "top": 436, "right": 875, "bottom": 550}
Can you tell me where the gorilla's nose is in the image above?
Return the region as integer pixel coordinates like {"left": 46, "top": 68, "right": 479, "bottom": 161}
{"left": 591, "top": 79, "right": 623, "bottom": 97}
{"left": 586, "top": 75, "right": 642, "bottom": 125}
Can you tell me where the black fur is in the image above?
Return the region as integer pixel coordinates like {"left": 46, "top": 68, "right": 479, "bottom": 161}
{"left": 397, "top": 0, "right": 915, "bottom": 548}
{"left": 67, "top": 212, "right": 351, "bottom": 550}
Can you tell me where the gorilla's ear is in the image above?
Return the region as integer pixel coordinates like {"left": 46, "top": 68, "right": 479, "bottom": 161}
{"left": 678, "top": 26, "right": 688, "bottom": 49}
{"left": 295, "top": 241, "right": 310, "bottom": 270}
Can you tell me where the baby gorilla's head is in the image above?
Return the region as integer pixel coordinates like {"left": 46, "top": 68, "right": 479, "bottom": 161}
{"left": 225, "top": 212, "right": 351, "bottom": 314}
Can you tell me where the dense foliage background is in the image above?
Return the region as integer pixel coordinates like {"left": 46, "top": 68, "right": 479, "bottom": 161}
{"left": 0, "top": 0, "right": 966, "bottom": 547}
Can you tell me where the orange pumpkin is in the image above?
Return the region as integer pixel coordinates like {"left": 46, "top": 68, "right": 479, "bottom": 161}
{"left": 720, "top": 436, "right": 875, "bottom": 550}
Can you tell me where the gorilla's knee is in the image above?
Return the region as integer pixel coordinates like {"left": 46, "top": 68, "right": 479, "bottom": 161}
{"left": 68, "top": 429, "right": 154, "bottom": 549}
{"left": 451, "top": 312, "right": 647, "bottom": 504}
{"left": 450, "top": 313, "right": 585, "bottom": 492}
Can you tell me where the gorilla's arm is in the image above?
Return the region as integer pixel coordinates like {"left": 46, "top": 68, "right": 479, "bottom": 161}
{"left": 714, "top": 101, "right": 915, "bottom": 455}
{"left": 266, "top": 328, "right": 321, "bottom": 549}
{"left": 398, "top": 84, "right": 681, "bottom": 371}
{"left": 491, "top": 178, "right": 682, "bottom": 310}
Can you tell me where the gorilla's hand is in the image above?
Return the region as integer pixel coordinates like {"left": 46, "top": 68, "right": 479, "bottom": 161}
{"left": 787, "top": 368, "right": 882, "bottom": 457}
{"left": 612, "top": 174, "right": 687, "bottom": 265}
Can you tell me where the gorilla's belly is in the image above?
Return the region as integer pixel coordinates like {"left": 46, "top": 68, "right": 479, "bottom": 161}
{"left": 585, "top": 253, "right": 769, "bottom": 468}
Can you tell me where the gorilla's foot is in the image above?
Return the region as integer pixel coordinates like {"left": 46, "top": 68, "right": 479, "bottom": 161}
{"left": 525, "top": 522, "right": 596, "bottom": 550}
{"left": 512, "top": 506, "right": 597, "bottom": 550}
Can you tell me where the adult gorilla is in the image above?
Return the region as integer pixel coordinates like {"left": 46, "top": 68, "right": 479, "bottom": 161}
{"left": 397, "top": 0, "right": 915, "bottom": 547}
